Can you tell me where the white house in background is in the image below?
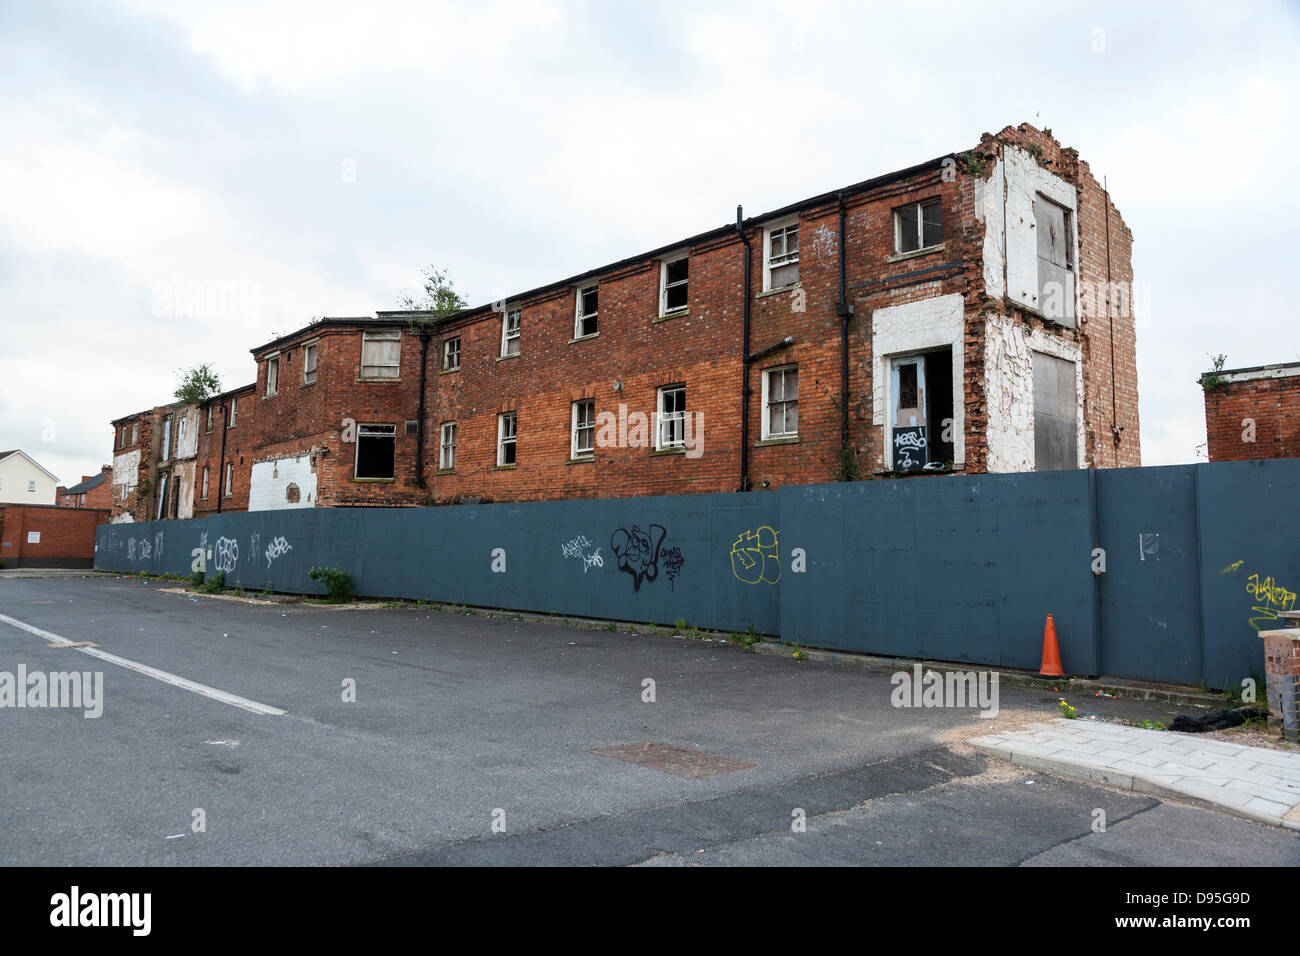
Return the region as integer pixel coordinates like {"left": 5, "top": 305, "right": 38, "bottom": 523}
{"left": 0, "top": 449, "right": 61, "bottom": 505}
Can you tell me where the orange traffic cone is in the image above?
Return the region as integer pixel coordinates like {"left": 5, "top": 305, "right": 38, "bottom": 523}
{"left": 1038, "top": 614, "right": 1066, "bottom": 678}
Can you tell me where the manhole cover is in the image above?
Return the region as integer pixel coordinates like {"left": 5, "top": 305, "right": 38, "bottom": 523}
{"left": 589, "top": 741, "right": 756, "bottom": 779}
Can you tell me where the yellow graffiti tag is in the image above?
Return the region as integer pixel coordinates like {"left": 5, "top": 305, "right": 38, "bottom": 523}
{"left": 731, "top": 526, "right": 781, "bottom": 585}
{"left": 1247, "top": 572, "right": 1297, "bottom": 631}
{"left": 1219, "top": 559, "right": 1244, "bottom": 575}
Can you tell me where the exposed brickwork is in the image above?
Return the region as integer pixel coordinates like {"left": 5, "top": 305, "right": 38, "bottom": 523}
{"left": 0, "top": 504, "right": 110, "bottom": 567}
{"left": 110, "top": 122, "right": 1139, "bottom": 514}
{"left": 1204, "top": 366, "right": 1300, "bottom": 462}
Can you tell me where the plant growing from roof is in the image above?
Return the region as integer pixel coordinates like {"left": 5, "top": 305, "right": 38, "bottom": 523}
{"left": 174, "top": 363, "right": 222, "bottom": 404}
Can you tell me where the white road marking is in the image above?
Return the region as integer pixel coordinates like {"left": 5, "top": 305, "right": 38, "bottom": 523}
{"left": 0, "top": 612, "right": 286, "bottom": 717}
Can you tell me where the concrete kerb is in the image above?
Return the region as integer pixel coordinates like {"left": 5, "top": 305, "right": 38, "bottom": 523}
{"left": 969, "top": 740, "right": 1300, "bottom": 832}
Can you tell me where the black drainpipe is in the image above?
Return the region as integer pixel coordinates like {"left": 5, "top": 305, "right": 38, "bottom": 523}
{"left": 836, "top": 191, "right": 852, "bottom": 465}
{"left": 416, "top": 330, "right": 431, "bottom": 488}
{"left": 216, "top": 400, "right": 229, "bottom": 513}
{"left": 736, "top": 205, "right": 752, "bottom": 493}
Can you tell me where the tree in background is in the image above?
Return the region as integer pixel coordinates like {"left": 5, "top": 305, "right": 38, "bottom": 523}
{"left": 174, "top": 363, "right": 222, "bottom": 404}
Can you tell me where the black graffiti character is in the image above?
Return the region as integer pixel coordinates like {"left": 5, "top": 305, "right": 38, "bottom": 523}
{"left": 610, "top": 524, "right": 666, "bottom": 591}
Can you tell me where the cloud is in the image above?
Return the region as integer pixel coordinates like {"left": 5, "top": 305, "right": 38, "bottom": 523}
{"left": 1, "top": 0, "right": 1298, "bottom": 482}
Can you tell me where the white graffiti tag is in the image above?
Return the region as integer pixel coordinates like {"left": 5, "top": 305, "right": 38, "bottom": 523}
{"left": 265, "top": 536, "right": 293, "bottom": 567}
{"left": 561, "top": 535, "right": 604, "bottom": 573}
{"left": 214, "top": 536, "right": 239, "bottom": 573}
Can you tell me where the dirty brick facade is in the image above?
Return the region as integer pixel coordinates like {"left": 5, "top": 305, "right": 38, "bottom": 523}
{"left": 1203, "top": 362, "right": 1300, "bottom": 462}
{"left": 108, "top": 124, "right": 1140, "bottom": 522}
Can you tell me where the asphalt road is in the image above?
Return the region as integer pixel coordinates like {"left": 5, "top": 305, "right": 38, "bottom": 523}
{"left": 1, "top": 573, "right": 1296, "bottom": 866}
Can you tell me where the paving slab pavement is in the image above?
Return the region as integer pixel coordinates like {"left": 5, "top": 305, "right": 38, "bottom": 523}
{"left": 970, "top": 718, "right": 1300, "bottom": 831}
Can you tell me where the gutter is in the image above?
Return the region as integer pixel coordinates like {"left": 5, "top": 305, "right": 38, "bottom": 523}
{"left": 736, "top": 205, "right": 752, "bottom": 493}
{"left": 216, "top": 401, "right": 229, "bottom": 514}
{"left": 836, "top": 191, "right": 853, "bottom": 466}
{"left": 416, "top": 330, "right": 431, "bottom": 487}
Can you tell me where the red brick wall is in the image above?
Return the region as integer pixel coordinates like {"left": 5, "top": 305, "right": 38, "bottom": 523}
{"left": 192, "top": 386, "right": 257, "bottom": 515}
{"left": 111, "top": 123, "right": 1140, "bottom": 513}
{"left": 0, "top": 504, "right": 110, "bottom": 567}
{"left": 980, "top": 123, "right": 1142, "bottom": 470}
{"left": 1204, "top": 372, "right": 1300, "bottom": 461}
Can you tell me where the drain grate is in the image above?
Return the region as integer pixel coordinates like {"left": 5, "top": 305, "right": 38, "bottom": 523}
{"left": 589, "top": 741, "right": 757, "bottom": 779}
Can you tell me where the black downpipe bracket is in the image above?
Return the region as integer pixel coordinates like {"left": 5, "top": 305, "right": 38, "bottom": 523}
{"left": 736, "top": 205, "right": 752, "bottom": 492}
{"left": 416, "top": 330, "right": 430, "bottom": 488}
{"left": 836, "top": 191, "right": 852, "bottom": 469}
{"left": 216, "top": 401, "right": 229, "bottom": 513}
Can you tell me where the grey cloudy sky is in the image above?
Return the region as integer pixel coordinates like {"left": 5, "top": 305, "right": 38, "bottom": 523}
{"left": 1, "top": 0, "right": 1296, "bottom": 485}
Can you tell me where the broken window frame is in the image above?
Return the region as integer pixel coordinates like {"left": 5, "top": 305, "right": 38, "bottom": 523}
{"left": 224, "top": 462, "right": 234, "bottom": 497}
{"left": 360, "top": 329, "right": 402, "bottom": 380}
{"left": 763, "top": 219, "right": 800, "bottom": 291}
{"left": 160, "top": 415, "right": 173, "bottom": 461}
{"left": 302, "top": 340, "right": 319, "bottom": 385}
{"left": 205, "top": 406, "right": 213, "bottom": 433}
{"left": 762, "top": 365, "right": 799, "bottom": 439}
{"left": 575, "top": 284, "right": 598, "bottom": 339}
{"left": 501, "top": 308, "right": 521, "bottom": 357}
{"left": 201, "top": 466, "right": 209, "bottom": 500}
{"left": 155, "top": 473, "right": 168, "bottom": 520}
{"left": 354, "top": 422, "right": 397, "bottom": 480}
{"left": 656, "top": 385, "right": 687, "bottom": 450}
{"left": 228, "top": 398, "right": 238, "bottom": 428}
{"left": 497, "top": 412, "right": 517, "bottom": 466}
{"left": 572, "top": 399, "right": 596, "bottom": 458}
{"left": 659, "top": 254, "right": 689, "bottom": 316}
{"left": 894, "top": 198, "right": 942, "bottom": 254}
{"left": 265, "top": 353, "right": 280, "bottom": 396}
{"left": 443, "top": 336, "right": 461, "bottom": 372}
{"left": 439, "top": 421, "right": 457, "bottom": 470}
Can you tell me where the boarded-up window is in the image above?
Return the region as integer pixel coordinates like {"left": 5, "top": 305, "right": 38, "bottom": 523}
{"left": 1033, "top": 195, "right": 1074, "bottom": 327}
{"left": 361, "top": 330, "right": 401, "bottom": 379}
{"left": 1033, "top": 352, "right": 1078, "bottom": 471}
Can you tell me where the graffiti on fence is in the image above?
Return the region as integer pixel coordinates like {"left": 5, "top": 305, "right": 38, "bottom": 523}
{"left": 1246, "top": 572, "right": 1297, "bottom": 631}
{"left": 561, "top": 535, "right": 604, "bottom": 574}
{"left": 661, "top": 546, "right": 684, "bottom": 589}
{"left": 731, "top": 526, "right": 780, "bottom": 584}
{"left": 611, "top": 524, "right": 667, "bottom": 591}
{"left": 214, "top": 536, "right": 239, "bottom": 574}
{"left": 265, "top": 536, "right": 293, "bottom": 568}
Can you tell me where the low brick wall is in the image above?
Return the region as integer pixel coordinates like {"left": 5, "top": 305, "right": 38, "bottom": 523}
{"left": 0, "top": 504, "right": 111, "bottom": 568}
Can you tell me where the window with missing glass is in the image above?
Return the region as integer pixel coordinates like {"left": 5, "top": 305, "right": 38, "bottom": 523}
{"left": 440, "top": 421, "right": 457, "bottom": 470}
{"left": 303, "top": 341, "right": 319, "bottom": 384}
{"left": 660, "top": 256, "right": 688, "bottom": 315}
{"left": 355, "top": 423, "right": 397, "bottom": 479}
{"left": 266, "top": 355, "right": 279, "bottom": 395}
{"left": 657, "top": 385, "right": 686, "bottom": 449}
{"left": 497, "top": 412, "right": 517, "bottom": 466}
{"left": 502, "top": 309, "right": 521, "bottom": 356}
{"left": 894, "top": 199, "right": 941, "bottom": 254}
{"left": 443, "top": 336, "right": 461, "bottom": 371}
{"left": 765, "top": 221, "right": 799, "bottom": 290}
{"left": 763, "top": 366, "right": 799, "bottom": 439}
{"left": 572, "top": 399, "right": 595, "bottom": 457}
{"left": 575, "top": 285, "right": 598, "bottom": 338}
